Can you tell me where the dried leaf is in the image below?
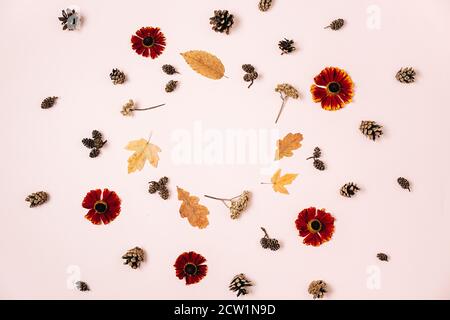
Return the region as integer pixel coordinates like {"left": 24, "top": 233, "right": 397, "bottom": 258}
{"left": 275, "top": 132, "right": 303, "bottom": 160}
{"left": 177, "top": 187, "right": 209, "bottom": 229}
{"left": 125, "top": 138, "right": 161, "bottom": 173}
{"left": 180, "top": 50, "right": 225, "bottom": 80}
{"left": 271, "top": 169, "right": 298, "bottom": 194}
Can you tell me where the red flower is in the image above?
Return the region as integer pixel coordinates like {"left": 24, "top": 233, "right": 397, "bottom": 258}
{"left": 174, "top": 251, "right": 208, "bottom": 285}
{"left": 82, "top": 189, "right": 121, "bottom": 225}
{"left": 295, "top": 207, "right": 335, "bottom": 246}
{"left": 131, "top": 27, "right": 166, "bottom": 59}
{"left": 310, "top": 67, "right": 354, "bottom": 111}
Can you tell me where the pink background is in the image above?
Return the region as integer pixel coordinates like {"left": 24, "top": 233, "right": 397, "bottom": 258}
{"left": 1, "top": 0, "right": 449, "bottom": 299}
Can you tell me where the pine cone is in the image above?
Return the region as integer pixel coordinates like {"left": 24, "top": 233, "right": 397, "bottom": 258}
{"left": 340, "top": 182, "right": 360, "bottom": 198}
{"left": 92, "top": 130, "right": 106, "bottom": 148}
{"left": 89, "top": 148, "right": 100, "bottom": 158}
{"left": 243, "top": 72, "right": 258, "bottom": 82}
{"left": 75, "top": 281, "right": 89, "bottom": 291}
{"left": 308, "top": 280, "right": 327, "bottom": 299}
{"left": 278, "top": 38, "right": 295, "bottom": 55}
{"left": 165, "top": 80, "right": 178, "bottom": 93}
{"left": 396, "top": 67, "right": 415, "bottom": 83}
{"left": 41, "top": 96, "right": 58, "bottom": 109}
{"left": 313, "top": 159, "right": 325, "bottom": 171}
{"left": 260, "top": 227, "right": 280, "bottom": 251}
{"left": 242, "top": 64, "right": 255, "bottom": 73}
{"left": 258, "top": 0, "right": 272, "bottom": 12}
{"left": 377, "top": 253, "right": 389, "bottom": 262}
{"left": 312, "top": 147, "right": 321, "bottom": 158}
{"left": 158, "top": 176, "right": 169, "bottom": 186}
{"left": 122, "top": 247, "right": 145, "bottom": 269}
{"left": 82, "top": 138, "right": 95, "bottom": 149}
{"left": 162, "top": 64, "right": 179, "bottom": 75}
{"left": 397, "top": 177, "right": 411, "bottom": 191}
{"left": 148, "top": 181, "right": 160, "bottom": 194}
{"left": 25, "top": 191, "right": 48, "bottom": 207}
{"left": 109, "top": 68, "right": 125, "bottom": 85}
{"left": 209, "top": 10, "right": 234, "bottom": 34}
{"left": 229, "top": 274, "right": 252, "bottom": 297}
{"left": 325, "top": 18, "right": 345, "bottom": 30}
{"left": 360, "top": 120, "right": 383, "bottom": 141}
{"left": 58, "top": 9, "right": 79, "bottom": 31}
{"left": 159, "top": 187, "right": 170, "bottom": 200}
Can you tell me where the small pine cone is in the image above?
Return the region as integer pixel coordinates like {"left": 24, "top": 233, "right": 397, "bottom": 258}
{"left": 158, "top": 176, "right": 169, "bottom": 186}
{"left": 159, "top": 187, "right": 170, "bottom": 200}
{"left": 267, "top": 238, "right": 280, "bottom": 251}
{"left": 260, "top": 237, "right": 269, "bottom": 249}
{"left": 165, "top": 80, "right": 178, "bottom": 93}
{"left": 92, "top": 130, "right": 102, "bottom": 141}
{"left": 312, "top": 147, "right": 321, "bottom": 158}
{"left": 397, "top": 177, "right": 411, "bottom": 191}
{"left": 82, "top": 138, "right": 95, "bottom": 149}
{"left": 122, "top": 247, "right": 145, "bottom": 269}
{"left": 25, "top": 191, "right": 48, "bottom": 207}
{"left": 229, "top": 274, "right": 252, "bottom": 297}
{"left": 360, "top": 120, "right": 383, "bottom": 141}
{"left": 243, "top": 72, "right": 258, "bottom": 82}
{"left": 109, "top": 68, "right": 125, "bottom": 85}
{"left": 313, "top": 159, "right": 325, "bottom": 171}
{"left": 377, "top": 253, "right": 389, "bottom": 262}
{"left": 242, "top": 64, "right": 255, "bottom": 73}
{"left": 258, "top": 0, "right": 272, "bottom": 12}
{"left": 89, "top": 148, "right": 100, "bottom": 158}
{"left": 75, "top": 281, "right": 89, "bottom": 292}
{"left": 41, "top": 96, "right": 58, "bottom": 109}
{"left": 148, "top": 181, "right": 160, "bottom": 194}
{"left": 278, "top": 38, "right": 295, "bottom": 55}
{"left": 325, "top": 18, "right": 345, "bottom": 30}
{"left": 308, "top": 280, "right": 327, "bottom": 299}
{"left": 162, "top": 64, "right": 178, "bottom": 75}
{"left": 209, "top": 10, "right": 234, "bottom": 34}
{"left": 396, "top": 67, "right": 416, "bottom": 83}
{"left": 340, "top": 182, "right": 360, "bottom": 198}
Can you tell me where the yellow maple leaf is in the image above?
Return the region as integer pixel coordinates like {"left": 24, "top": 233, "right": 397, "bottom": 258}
{"left": 177, "top": 187, "right": 209, "bottom": 229}
{"left": 271, "top": 169, "right": 298, "bottom": 194}
{"left": 125, "top": 138, "right": 161, "bottom": 173}
{"left": 275, "top": 132, "right": 303, "bottom": 160}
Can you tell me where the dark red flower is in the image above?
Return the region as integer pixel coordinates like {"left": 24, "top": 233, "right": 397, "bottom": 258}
{"left": 174, "top": 251, "right": 208, "bottom": 285}
{"left": 82, "top": 188, "right": 121, "bottom": 225}
{"left": 131, "top": 27, "right": 166, "bottom": 59}
{"left": 310, "top": 67, "right": 354, "bottom": 111}
{"left": 295, "top": 207, "right": 335, "bottom": 246}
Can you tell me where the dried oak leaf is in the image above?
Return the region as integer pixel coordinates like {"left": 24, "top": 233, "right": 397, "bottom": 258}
{"left": 275, "top": 132, "right": 303, "bottom": 160}
{"left": 180, "top": 50, "right": 225, "bottom": 80}
{"left": 177, "top": 187, "right": 209, "bottom": 229}
{"left": 125, "top": 138, "right": 161, "bottom": 173}
{"left": 271, "top": 169, "right": 298, "bottom": 194}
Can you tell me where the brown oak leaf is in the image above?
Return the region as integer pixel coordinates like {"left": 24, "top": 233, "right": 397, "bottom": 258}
{"left": 275, "top": 132, "right": 303, "bottom": 160}
{"left": 177, "top": 187, "right": 209, "bottom": 229}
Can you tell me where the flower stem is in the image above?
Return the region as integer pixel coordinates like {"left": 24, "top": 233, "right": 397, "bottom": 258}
{"left": 275, "top": 96, "right": 287, "bottom": 124}
{"left": 306, "top": 156, "right": 316, "bottom": 160}
{"left": 134, "top": 103, "right": 165, "bottom": 111}
{"left": 204, "top": 195, "right": 231, "bottom": 208}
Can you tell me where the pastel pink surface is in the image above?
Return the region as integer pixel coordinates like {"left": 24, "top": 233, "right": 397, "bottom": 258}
{"left": 0, "top": 0, "right": 449, "bottom": 299}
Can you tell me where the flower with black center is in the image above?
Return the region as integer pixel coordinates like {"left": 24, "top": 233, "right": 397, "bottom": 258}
{"left": 82, "top": 189, "right": 121, "bottom": 225}
{"left": 131, "top": 27, "right": 166, "bottom": 59}
{"left": 174, "top": 251, "right": 208, "bottom": 285}
{"left": 295, "top": 207, "right": 335, "bottom": 246}
{"left": 310, "top": 67, "right": 354, "bottom": 111}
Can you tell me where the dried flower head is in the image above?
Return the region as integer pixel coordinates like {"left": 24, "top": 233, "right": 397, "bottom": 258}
{"left": 274, "top": 83, "right": 299, "bottom": 123}
{"left": 120, "top": 99, "right": 165, "bottom": 116}
{"left": 308, "top": 280, "right": 327, "bottom": 299}
{"left": 204, "top": 190, "right": 251, "bottom": 219}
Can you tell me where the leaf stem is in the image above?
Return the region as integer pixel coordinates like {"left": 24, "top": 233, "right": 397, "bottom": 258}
{"left": 260, "top": 182, "right": 273, "bottom": 185}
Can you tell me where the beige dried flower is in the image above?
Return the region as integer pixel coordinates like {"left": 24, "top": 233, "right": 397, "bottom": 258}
{"left": 120, "top": 99, "right": 165, "bottom": 116}
{"left": 308, "top": 280, "right": 327, "bottom": 299}
{"left": 204, "top": 190, "right": 251, "bottom": 219}
{"left": 274, "top": 83, "right": 299, "bottom": 123}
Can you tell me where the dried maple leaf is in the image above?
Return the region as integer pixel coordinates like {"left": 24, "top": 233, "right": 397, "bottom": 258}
{"left": 271, "top": 169, "right": 298, "bottom": 194}
{"left": 275, "top": 132, "right": 303, "bottom": 160}
{"left": 177, "top": 187, "right": 209, "bottom": 229}
{"left": 125, "top": 138, "right": 161, "bottom": 173}
{"left": 180, "top": 50, "right": 225, "bottom": 80}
